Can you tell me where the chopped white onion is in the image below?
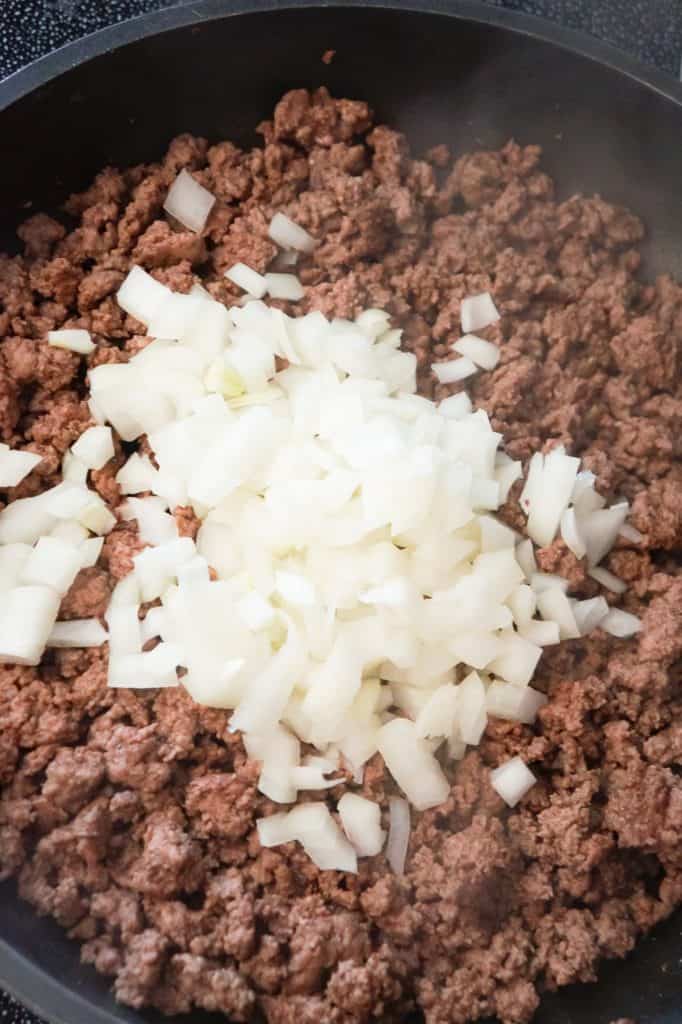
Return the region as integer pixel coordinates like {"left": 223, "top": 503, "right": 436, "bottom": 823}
{"left": 225, "top": 262, "right": 268, "bottom": 299}
{"left": 432, "top": 356, "right": 478, "bottom": 384}
{"left": 378, "top": 718, "right": 449, "bottom": 811}
{"left": 268, "top": 212, "right": 315, "bottom": 253}
{"left": 386, "top": 796, "right": 410, "bottom": 875}
{"left": 20, "top": 536, "right": 82, "bottom": 596}
{"left": 460, "top": 292, "right": 500, "bottom": 334}
{"left": 47, "top": 618, "right": 108, "bottom": 648}
{"left": 47, "top": 329, "right": 95, "bottom": 355}
{"left": 0, "top": 586, "right": 60, "bottom": 665}
{"left": 600, "top": 608, "right": 642, "bottom": 638}
{"left": 0, "top": 447, "right": 42, "bottom": 488}
{"left": 572, "top": 596, "right": 609, "bottom": 636}
{"left": 265, "top": 273, "right": 304, "bottom": 301}
{"left": 560, "top": 506, "right": 586, "bottom": 559}
{"left": 452, "top": 334, "right": 500, "bottom": 370}
{"left": 257, "top": 802, "right": 357, "bottom": 872}
{"left": 438, "top": 392, "right": 472, "bottom": 419}
{"left": 525, "top": 447, "right": 579, "bottom": 548}
{"left": 71, "top": 426, "right": 115, "bottom": 471}
{"left": 490, "top": 756, "right": 536, "bottom": 807}
{"left": 619, "top": 522, "right": 644, "bottom": 543}
{"left": 338, "top": 793, "right": 385, "bottom": 856}
{"left": 536, "top": 587, "right": 580, "bottom": 640}
{"left": 163, "top": 168, "right": 215, "bottom": 234}
{"left": 580, "top": 503, "right": 629, "bottom": 567}
{"left": 485, "top": 681, "right": 547, "bottom": 725}
{"left": 588, "top": 565, "right": 627, "bottom": 594}
{"left": 117, "top": 266, "right": 170, "bottom": 326}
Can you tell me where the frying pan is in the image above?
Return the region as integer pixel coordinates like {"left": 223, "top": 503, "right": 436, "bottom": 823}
{"left": 0, "top": 2, "right": 680, "bottom": 1022}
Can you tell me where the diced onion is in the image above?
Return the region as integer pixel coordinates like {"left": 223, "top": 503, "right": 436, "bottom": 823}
{"left": 600, "top": 608, "right": 642, "bottom": 638}
{"left": 265, "top": 273, "right": 304, "bottom": 301}
{"left": 490, "top": 756, "right": 537, "bottom": 807}
{"left": 20, "top": 536, "right": 82, "bottom": 596}
{"left": 460, "top": 292, "right": 500, "bottom": 334}
{"left": 338, "top": 793, "right": 385, "bottom": 856}
{"left": 163, "top": 168, "right": 216, "bottom": 233}
{"left": 225, "top": 262, "right": 267, "bottom": 299}
{"left": 378, "top": 718, "right": 449, "bottom": 810}
{"left": 268, "top": 212, "right": 315, "bottom": 253}
{"left": 432, "top": 356, "right": 478, "bottom": 384}
{"left": 0, "top": 586, "right": 60, "bottom": 665}
{"left": 588, "top": 565, "right": 627, "bottom": 594}
{"left": 386, "top": 796, "right": 410, "bottom": 875}
{"left": 452, "top": 334, "right": 500, "bottom": 370}
{"left": 619, "top": 523, "right": 644, "bottom": 543}
{"left": 71, "top": 426, "right": 114, "bottom": 471}
{"left": 572, "top": 596, "right": 609, "bottom": 635}
{"left": 47, "top": 618, "right": 108, "bottom": 648}
{"left": 47, "top": 329, "right": 95, "bottom": 355}
{"left": 0, "top": 447, "right": 42, "bottom": 488}
{"left": 257, "top": 802, "right": 357, "bottom": 872}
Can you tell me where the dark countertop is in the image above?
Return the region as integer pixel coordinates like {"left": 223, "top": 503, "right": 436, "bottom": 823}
{"left": 0, "top": 1, "right": 680, "bottom": 1023}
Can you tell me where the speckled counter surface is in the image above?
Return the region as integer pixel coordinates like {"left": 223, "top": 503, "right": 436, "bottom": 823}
{"left": 0, "top": 1, "right": 680, "bottom": 1022}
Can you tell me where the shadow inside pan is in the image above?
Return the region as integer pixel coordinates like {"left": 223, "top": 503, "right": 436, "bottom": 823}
{"left": 0, "top": 5, "right": 681, "bottom": 1024}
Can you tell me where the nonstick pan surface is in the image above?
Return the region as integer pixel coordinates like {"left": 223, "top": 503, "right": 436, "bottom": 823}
{"left": 0, "top": 3, "right": 680, "bottom": 1023}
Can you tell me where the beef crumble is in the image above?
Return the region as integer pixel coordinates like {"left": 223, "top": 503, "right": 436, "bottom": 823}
{"left": 1, "top": 88, "right": 681, "bottom": 1024}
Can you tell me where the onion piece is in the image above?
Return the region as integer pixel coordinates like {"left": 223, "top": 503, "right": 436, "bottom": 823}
{"left": 580, "top": 503, "right": 629, "bottom": 566}
{"left": 164, "top": 168, "right": 215, "bottom": 233}
{"left": 526, "top": 447, "right": 579, "bottom": 547}
{"left": 572, "top": 596, "right": 609, "bottom": 636}
{"left": 600, "top": 608, "right": 642, "bottom": 638}
{"left": 0, "top": 586, "right": 60, "bottom": 665}
{"left": 460, "top": 292, "right": 500, "bottom": 333}
{"left": 488, "top": 631, "right": 542, "bottom": 687}
{"left": 452, "top": 334, "right": 500, "bottom": 370}
{"left": 432, "top": 356, "right": 478, "bottom": 384}
{"left": 490, "top": 756, "right": 536, "bottom": 807}
{"left": 456, "top": 670, "right": 487, "bottom": 745}
{"left": 438, "top": 392, "right": 472, "bottom": 419}
{"left": 20, "top": 536, "right": 83, "bottom": 596}
{"left": 485, "top": 681, "right": 547, "bottom": 725}
{"left": 530, "top": 572, "right": 569, "bottom": 594}
{"left": 47, "top": 329, "right": 95, "bottom": 355}
{"left": 117, "top": 266, "right": 169, "bottom": 325}
{"left": 588, "top": 565, "right": 627, "bottom": 594}
{"left": 105, "top": 604, "right": 142, "bottom": 657}
{"left": 507, "top": 584, "right": 536, "bottom": 627}
{"left": 225, "top": 262, "right": 267, "bottom": 299}
{"left": 268, "top": 212, "right": 315, "bottom": 253}
{"left": 265, "top": 273, "right": 304, "bottom": 301}
{"left": 619, "top": 522, "right": 644, "bottom": 543}
{"left": 560, "top": 506, "right": 586, "bottom": 559}
{"left": 71, "top": 426, "right": 114, "bottom": 471}
{"left": 0, "top": 544, "right": 32, "bottom": 593}
{"left": 257, "top": 803, "right": 357, "bottom": 872}
{"left": 386, "top": 796, "right": 410, "bottom": 875}
{"left": 0, "top": 448, "right": 42, "bottom": 488}
{"left": 518, "top": 619, "right": 560, "bottom": 646}
{"left": 536, "top": 587, "right": 580, "bottom": 640}
{"left": 338, "top": 793, "right": 386, "bottom": 856}
{"left": 48, "top": 618, "right": 108, "bottom": 648}
{"left": 515, "top": 538, "right": 537, "bottom": 580}
{"left": 378, "top": 718, "right": 449, "bottom": 811}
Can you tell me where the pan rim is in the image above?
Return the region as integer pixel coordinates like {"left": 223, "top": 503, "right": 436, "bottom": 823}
{"left": 1, "top": 2, "right": 681, "bottom": 1023}
{"left": 1, "top": 0, "right": 682, "bottom": 114}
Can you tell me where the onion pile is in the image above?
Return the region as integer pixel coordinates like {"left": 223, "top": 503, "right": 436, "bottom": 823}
{"left": 0, "top": 204, "right": 645, "bottom": 872}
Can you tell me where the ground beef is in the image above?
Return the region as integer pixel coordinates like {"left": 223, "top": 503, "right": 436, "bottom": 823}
{"left": 0, "top": 89, "right": 680, "bottom": 1024}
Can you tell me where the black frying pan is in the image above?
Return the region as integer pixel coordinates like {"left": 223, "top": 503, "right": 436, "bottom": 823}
{"left": 0, "top": 2, "right": 680, "bottom": 1022}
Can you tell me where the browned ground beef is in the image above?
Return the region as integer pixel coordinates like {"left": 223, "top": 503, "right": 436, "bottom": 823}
{"left": 0, "top": 88, "right": 681, "bottom": 1024}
